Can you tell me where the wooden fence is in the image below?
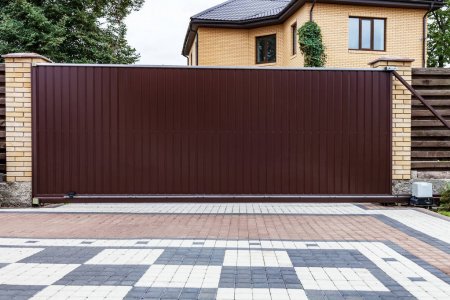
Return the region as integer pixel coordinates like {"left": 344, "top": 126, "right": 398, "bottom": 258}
{"left": 412, "top": 68, "right": 450, "bottom": 171}
{"left": 0, "top": 64, "right": 5, "bottom": 177}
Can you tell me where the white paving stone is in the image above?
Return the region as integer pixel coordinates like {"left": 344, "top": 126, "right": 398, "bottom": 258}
{"left": 216, "top": 288, "right": 307, "bottom": 300}
{"left": 223, "top": 250, "right": 293, "bottom": 267}
{"left": 86, "top": 249, "right": 164, "bottom": 265}
{"left": 135, "top": 265, "right": 222, "bottom": 288}
{"left": 0, "top": 247, "right": 44, "bottom": 263}
{"left": 30, "top": 285, "right": 131, "bottom": 299}
{"left": 295, "top": 267, "right": 389, "bottom": 292}
{"left": 0, "top": 263, "right": 79, "bottom": 286}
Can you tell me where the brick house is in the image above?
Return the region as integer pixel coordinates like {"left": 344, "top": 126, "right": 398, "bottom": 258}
{"left": 182, "top": 0, "right": 444, "bottom": 68}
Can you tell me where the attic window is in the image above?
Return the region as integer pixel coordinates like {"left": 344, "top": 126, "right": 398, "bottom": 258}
{"left": 256, "top": 34, "right": 276, "bottom": 64}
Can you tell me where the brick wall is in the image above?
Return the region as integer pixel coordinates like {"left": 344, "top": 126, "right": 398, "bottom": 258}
{"left": 370, "top": 58, "right": 413, "bottom": 180}
{"left": 198, "top": 27, "right": 250, "bottom": 66}
{"left": 0, "top": 64, "right": 5, "bottom": 178}
{"left": 2, "top": 53, "right": 52, "bottom": 182}
{"left": 193, "top": 4, "right": 426, "bottom": 68}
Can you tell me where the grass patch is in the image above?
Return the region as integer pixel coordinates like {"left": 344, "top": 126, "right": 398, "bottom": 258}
{"left": 438, "top": 210, "right": 450, "bottom": 217}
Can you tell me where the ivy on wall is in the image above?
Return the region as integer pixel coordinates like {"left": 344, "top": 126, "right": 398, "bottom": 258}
{"left": 298, "top": 21, "right": 326, "bottom": 67}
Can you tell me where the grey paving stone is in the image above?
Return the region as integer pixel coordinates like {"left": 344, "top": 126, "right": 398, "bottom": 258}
{"left": 124, "top": 288, "right": 217, "bottom": 300}
{"left": 249, "top": 242, "right": 261, "bottom": 245}
{"left": 407, "top": 276, "right": 426, "bottom": 282}
{"left": 288, "top": 249, "right": 368, "bottom": 268}
{"left": 382, "top": 258, "right": 397, "bottom": 262}
{"left": 0, "top": 285, "right": 45, "bottom": 300}
{"left": 219, "top": 266, "right": 302, "bottom": 289}
{"left": 19, "top": 246, "right": 103, "bottom": 264}
{"left": 155, "top": 248, "right": 225, "bottom": 265}
{"left": 55, "top": 264, "right": 148, "bottom": 286}
{"left": 123, "top": 287, "right": 150, "bottom": 299}
{"left": 136, "top": 241, "right": 149, "bottom": 245}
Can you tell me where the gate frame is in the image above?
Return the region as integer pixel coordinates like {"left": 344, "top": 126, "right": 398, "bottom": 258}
{"left": 31, "top": 63, "right": 403, "bottom": 203}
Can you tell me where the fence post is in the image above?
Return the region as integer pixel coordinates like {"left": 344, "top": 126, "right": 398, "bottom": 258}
{"left": 2, "top": 53, "right": 52, "bottom": 183}
{"left": 369, "top": 57, "right": 413, "bottom": 182}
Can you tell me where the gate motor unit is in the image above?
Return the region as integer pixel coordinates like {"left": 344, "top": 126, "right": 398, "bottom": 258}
{"left": 410, "top": 182, "right": 433, "bottom": 207}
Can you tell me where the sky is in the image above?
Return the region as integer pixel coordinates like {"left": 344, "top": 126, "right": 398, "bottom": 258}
{"left": 125, "top": 0, "right": 224, "bottom": 65}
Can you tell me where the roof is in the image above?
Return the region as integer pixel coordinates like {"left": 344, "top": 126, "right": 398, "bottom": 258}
{"left": 192, "top": 0, "right": 291, "bottom": 22}
{"left": 183, "top": 0, "right": 445, "bottom": 56}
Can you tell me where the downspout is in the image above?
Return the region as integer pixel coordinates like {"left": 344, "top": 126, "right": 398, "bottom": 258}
{"left": 310, "top": 0, "right": 317, "bottom": 21}
{"left": 423, "top": 0, "right": 436, "bottom": 67}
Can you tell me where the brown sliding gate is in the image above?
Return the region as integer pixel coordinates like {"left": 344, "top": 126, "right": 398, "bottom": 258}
{"left": 32, "top": 65, "right": 392, "bottom": 202}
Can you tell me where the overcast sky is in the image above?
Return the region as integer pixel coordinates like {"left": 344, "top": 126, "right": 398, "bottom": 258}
{"left": 126, "top": 0, "right": 224, "bottom": 65}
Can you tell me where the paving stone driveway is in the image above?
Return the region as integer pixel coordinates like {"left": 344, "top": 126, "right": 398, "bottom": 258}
{"left": 0, "top": 203, "right": 449, "bottom": 300}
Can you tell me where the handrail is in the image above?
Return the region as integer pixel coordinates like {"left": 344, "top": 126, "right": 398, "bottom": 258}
{"left": 392, "top": 70, "right": 450, "bottom": 130}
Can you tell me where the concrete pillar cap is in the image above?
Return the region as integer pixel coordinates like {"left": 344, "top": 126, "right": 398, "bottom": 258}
{"left": 2, "top": 53, "right": 53, "bottom": 63}
{"left": 368, "top": 57, "right": 415, "bottom": 66}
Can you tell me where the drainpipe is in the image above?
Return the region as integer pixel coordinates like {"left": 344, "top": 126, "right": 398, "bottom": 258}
{"left": 310, "top": 0, "right": 317, "bottom": 21}
{"left": 422, "top": 0, "right": 436, "bottom": 67}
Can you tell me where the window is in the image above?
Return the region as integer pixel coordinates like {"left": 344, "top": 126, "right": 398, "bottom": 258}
{"left": 291, "top": 23, "right": 297, "bottom": 55}
{"left": 348, "top": 17, "right": 385, "bottom": 51}
{"left": 256, "top": 34, "right": 276, "bottom": 64}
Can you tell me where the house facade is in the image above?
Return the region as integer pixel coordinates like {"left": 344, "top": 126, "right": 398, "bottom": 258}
{"left": 182, "top": 0, "right": 443, "bottom": 68}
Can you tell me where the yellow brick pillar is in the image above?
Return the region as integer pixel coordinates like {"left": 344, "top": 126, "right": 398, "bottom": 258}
{"left": 1, "top": 53, "right": 52, "bottom": 182}
{"left": 369, "top": 57, "right": 413, "bottom": 181}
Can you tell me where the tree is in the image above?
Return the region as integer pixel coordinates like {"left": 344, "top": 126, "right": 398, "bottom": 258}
{"left": 298, "top": 21, "right": 326, "bottom": 67}
{"left": 0, "top": 0, "right": 144, "bottom": 64}
{"left": 427, "top": 0, "right": 450, "bottom": 67}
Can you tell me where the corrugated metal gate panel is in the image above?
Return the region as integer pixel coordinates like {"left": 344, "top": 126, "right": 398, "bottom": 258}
{"left": 32, "top": 66, "right": 392, "bottom": 200}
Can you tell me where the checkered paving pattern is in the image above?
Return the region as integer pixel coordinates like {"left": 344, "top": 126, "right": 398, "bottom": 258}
{"left": 0, "top": 240, "right": 449, "bottom": 299}
{"left": 0, "top": 203, "right": 449, "bottom": 299}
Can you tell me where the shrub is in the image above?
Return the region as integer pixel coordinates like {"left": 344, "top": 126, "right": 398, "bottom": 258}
{"left": 439, "top": 183, "right": 450, "bottom": 211}
{"left": 298, "top": 21, "right": 327, "bottom": 67}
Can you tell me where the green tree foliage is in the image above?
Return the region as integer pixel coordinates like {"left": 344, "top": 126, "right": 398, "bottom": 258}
{"left": 0, "top": 0, "right": 144, "bottom": 63}
{"left": 439, "top": 183, "right": 450, "bottom": 211}
{"left": 298, "top": 21, "right": 326, "bottom": 67}
{"left": 427, "top": 1, "right": 450, "bottom": 67}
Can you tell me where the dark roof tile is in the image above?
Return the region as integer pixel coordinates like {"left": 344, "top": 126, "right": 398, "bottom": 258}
{"left": 192, "top": 0, "right": 291, "bottom": 22}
